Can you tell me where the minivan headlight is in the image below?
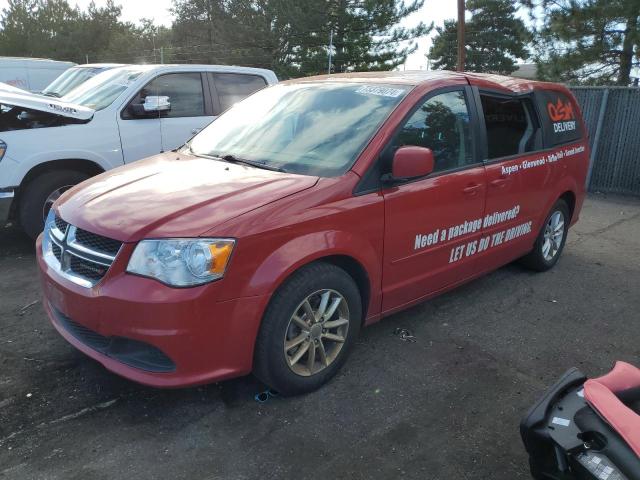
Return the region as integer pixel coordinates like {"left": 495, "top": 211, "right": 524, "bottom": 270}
{"left": 0, "top": 140, "right": 6, "bottom": 161}
{"left": 127, "top": 238, "right": 235, "bottom": 287}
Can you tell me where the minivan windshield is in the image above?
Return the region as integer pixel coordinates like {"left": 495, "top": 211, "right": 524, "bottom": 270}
{"left": 188, "top": 82, "right": 410, "bottom": 177}
{"left": 62, "top": 67, "right": 148, "bottom": 111}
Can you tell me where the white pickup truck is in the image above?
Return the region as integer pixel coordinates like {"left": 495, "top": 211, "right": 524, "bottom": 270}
{"left": 0, "top": 64, "right": 278, "bottom": 238}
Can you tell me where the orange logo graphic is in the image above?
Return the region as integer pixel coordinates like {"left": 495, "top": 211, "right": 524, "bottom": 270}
{"left": 547, "top": 98, "right": 574, "bottom": 122}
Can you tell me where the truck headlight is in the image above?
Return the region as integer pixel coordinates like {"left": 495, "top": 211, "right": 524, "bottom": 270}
{"left": 0, "top": 140, "right": 6, "bottom": 161}
{"left": 126, "top": 238, "right": 235, "bottom": 287}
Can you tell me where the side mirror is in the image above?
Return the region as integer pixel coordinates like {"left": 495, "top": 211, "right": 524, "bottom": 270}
{"left": 385, "top": 146, "right": 435, "bottom": 183}
{"left": 143, "top": 95, "right": 171, "bottom": 113}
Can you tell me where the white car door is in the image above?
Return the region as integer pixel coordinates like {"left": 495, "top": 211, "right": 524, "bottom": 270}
{"left": 146, "top": 72, "right": 213, "bottom": 152}
{"left": 116, "top": 83, "right": 162, "bottom": 163}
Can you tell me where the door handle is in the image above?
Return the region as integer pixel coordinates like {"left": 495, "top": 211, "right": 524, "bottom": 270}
{"left": 462, "top": 183, "right": 482, "bottom": 195}
{"left": 191, "top": 128, "right": 202, "bottom": 135}
{"left": 489, "top": 177, "right": 509, "bottom": 188}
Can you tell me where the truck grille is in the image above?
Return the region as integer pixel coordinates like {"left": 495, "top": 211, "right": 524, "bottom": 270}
{"left": 43, "top": 215, "right": 122, "bottom": 288}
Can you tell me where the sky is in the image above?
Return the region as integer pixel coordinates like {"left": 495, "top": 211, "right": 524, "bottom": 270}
{"left": 0, "top": 0, "right": 472, "bottom": 69}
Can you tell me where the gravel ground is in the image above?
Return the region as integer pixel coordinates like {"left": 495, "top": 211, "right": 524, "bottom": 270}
{"left": 1, "top": 194, "right": 639, "bottom": 480}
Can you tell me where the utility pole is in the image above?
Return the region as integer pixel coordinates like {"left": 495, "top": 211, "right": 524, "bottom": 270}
{"left": 160, "top": 46, "right": 164, "bottom": 64}
{"left": 457, "top": 0, "right": 465, "bottom": 72}
{"left": 328, "top": 28, "right": 334, "bottom": 75}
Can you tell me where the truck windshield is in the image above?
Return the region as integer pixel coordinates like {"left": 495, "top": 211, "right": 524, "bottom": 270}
{"left": 43, "top": 67, "right": 105, "bottom": 98}
{"left": 62, "top": 67, "right": 147, "bottom": 111}
{"left": 188, "top": 82, "right": 410, "bottom": 177}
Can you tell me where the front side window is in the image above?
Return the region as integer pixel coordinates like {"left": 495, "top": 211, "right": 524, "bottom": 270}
{"left": 188, "top": 83, "right": 409, "bottom": 177}
{"left": 480, "top": 94, "right": 537, "bottom": 159}
{"left": 122, "top": 73, "right": 206, "bottom": 120}
{"left": 147, "top": 73, "right": 205, "bottom": 118}
{"left": 394, "top": 90, "right": 474, "bottom": 173}
{"left": 212, "top": 73, "right": 267, "bottom": 112}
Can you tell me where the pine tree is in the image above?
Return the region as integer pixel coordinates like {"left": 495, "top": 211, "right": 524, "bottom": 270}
{"left": 170, "top": 0, "right": 431, "bottom": 77}
{"left": 428, "top": 0, "right": 531, "bottom": 74}
{"left": 522, "top": 0, "right": 640, "bottom": 85}
{"left": 0, "top": 0, "right": 166, "bottom": 64}
{"left": 319, "top": 0, "right": 432, "bottom": 74}
{"left": 0, "top": 0, "right": 432, "bottom": 76}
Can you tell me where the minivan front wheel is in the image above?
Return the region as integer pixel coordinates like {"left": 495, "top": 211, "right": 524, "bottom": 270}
{"left": 520, "top": 199, "right": 570, "bottom": 272}
{"left": 254, "top": 263, "right": 362, "bottom": 396}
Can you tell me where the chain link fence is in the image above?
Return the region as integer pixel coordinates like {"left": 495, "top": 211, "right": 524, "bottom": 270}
{"left": 571, "top": 87, "right": 640, "bottom": 196}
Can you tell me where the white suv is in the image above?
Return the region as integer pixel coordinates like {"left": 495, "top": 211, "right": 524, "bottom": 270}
{"left": 0, "top": 64, "right": 278, "bottom": 238}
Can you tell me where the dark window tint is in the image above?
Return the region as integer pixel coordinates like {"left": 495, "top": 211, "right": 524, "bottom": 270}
{"left": 535, "top": 90, "right": 583, "bottom": 146}
{"left": 212, "top": 73, "right": 267, "bottom": 112}
{"left": 480, "top": 94, "right": 537, "bottom": 159}
{"left": 147, "top": 73, "right": 205, "bottom": 117}
{"left": 124, "top": 73, "right": 205, "bottom": 119}
{"left": 395, "top": 90, "right": 474, "bottom": 173}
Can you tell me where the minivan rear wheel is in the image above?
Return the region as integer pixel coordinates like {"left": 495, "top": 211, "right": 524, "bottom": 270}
{"left": 253, "top": 262, "right": 362, "bottom": 396}
{"left": 520, "top": 199, "right": 570, "bottom": 272}
{"left": 19, "top": 170, "right": 89, "bottom": 240}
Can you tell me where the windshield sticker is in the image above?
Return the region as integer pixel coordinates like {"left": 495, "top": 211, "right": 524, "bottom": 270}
{"left": 355, "top": 86, "right": 404, "bottom": 98}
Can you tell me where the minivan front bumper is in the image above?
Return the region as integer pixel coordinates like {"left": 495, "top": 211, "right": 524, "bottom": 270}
{"left": 0, "top": 190, "right": 14, "bottom": 223}
{"left": 36, "top": 235, "right": 270, "bottom": 388}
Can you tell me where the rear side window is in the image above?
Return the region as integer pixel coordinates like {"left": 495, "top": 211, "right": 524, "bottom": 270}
{"left": 394, "top": 90, "right": 474, "bottom": 173}
{"left": 480, "top": 94, "right": 538, "bottom": 160}
{"left": 211, "top": 73, "right": 267, "bottom": 113}
{"left": 536, "top": 90, "right": 583, "bottom": 146}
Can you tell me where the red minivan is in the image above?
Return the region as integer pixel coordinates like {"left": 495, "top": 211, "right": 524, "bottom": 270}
{"left": 37, "top": 71, "right": 589, "bottom": 395}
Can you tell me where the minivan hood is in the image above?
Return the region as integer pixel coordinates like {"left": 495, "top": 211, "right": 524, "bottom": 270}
{"left": 56, "top": 154, "right": 319, "bottom": 242}
{"left": 0, "top": 90, "right": 94, "bottom": 120}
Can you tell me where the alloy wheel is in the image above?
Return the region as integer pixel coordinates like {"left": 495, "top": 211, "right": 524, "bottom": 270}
{"left": 283, "top": 289, "right": 350, "bottom": 377}
{"left": 542, "top": 210, "right": 565, "bottom": 261}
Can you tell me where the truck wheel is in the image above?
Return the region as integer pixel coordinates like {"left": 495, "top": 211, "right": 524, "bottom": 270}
{"left": 253, "top": 263, "right": 362, "bottom": 396}
{"left": 520, "top": 199, "right": 570, "bottom": 272}
{"left": 19, "top": 170, "right": 89, "bottom": 240}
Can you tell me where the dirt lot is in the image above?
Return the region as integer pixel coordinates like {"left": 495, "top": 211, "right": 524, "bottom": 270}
{"left": 1, "top": 194, "right": 639, "bottom": 480}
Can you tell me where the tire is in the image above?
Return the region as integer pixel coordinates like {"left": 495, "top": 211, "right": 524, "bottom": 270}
{"left": 520, "top": 199, "right": 570, "bottom": 272}
{"left": 19, "top": 170, "right": 89, "bottom": 240}
{"left": 253, "top": 262, "right": 362, "bottom": 396}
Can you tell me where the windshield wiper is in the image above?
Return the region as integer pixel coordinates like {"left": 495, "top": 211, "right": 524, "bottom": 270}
{"left": 187, "top": 149, "right": 286, "bottom": 173}
{"left": 216, "top": 154, "right": 286, "bottom": 173}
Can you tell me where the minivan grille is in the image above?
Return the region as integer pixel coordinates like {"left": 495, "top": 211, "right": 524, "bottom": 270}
{"left": 69, "top": 254, "right": 109, "bottom": 282}
{"left": 54, "top": 216, "right": 69, "bottom": 234}
{"left": 43, "top": 216, "right": 122, "bottom": 288}
{"left": 75, "top": 228, "right": 122, "bottom": 257}
{"left": 52, "top": 242, "right": 62, "bottom": 261}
